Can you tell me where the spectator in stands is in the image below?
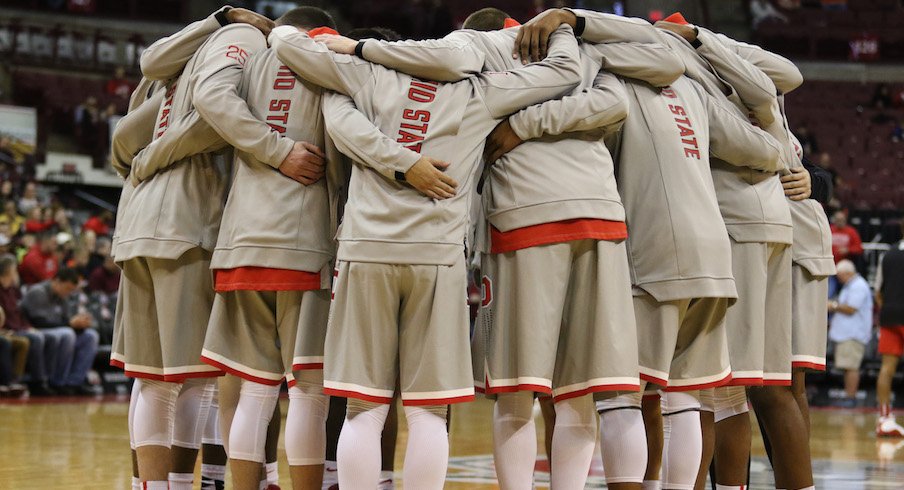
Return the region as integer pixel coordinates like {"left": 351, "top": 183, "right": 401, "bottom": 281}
{"left": 831, "top": 210, "right": 864, "bottom": 263}
{"left": 828, "top": 259, "right": 873, "bottom": 408}
{"left": 74, "top": 95, "right": 100, "bottom": 154}
{"left": 0, "top": 335, "right": 28, "bottom": 397}
{"left": 105, "top": 66, "right": 134, "bottom": 100}
{"left": 1, "top": 200, "right": 25, "bottom": 236}
{"left": 23, "top": 207, "right": 52, "bottom": 234}
{"left": 20, "top": 268, "right": 98, "bottom": 395}
{"left": 818, "top": 152, "right": 839, "bottom": 188}
{"left": 87, "top": 255, "right": 119, "bottom": 295}
{"left": 19, "top": 232, "right": 59, "bottom": 285}
{"left": 82, "top": 210, "right": 112, "bottom": 237}
{"left": 18, "top": 182, "right": 40, "bottom": 215}
{"left": 0, "top": 181, "right": 13, "bottom": 202}
{"left": 52, "top": 208, "right": 72, "bottom": 235}
{"left": 65, "top": 246, "right": 89, "bottom": 278}
{"left": 892, "top": 119, "right": 902, "bottom": 143}
{"left": 0, "top": 254, "right": 54, "bottom": 396}
{"left": 86, "top": 234, "right": 109, "bottom": 276}
{"left": 872, "top": 83, "right": 893, "bottom": 109}
{"left": 875, "top": 221, "right": 904, "bottom": 436}
{"left": 751, "top": 0, "right": 789, "bottom": 27}
{"left": 795, "top": 125, "right": 819, "bottom": 157}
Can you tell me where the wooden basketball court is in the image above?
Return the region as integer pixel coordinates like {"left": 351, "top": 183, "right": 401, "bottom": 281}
{"left": 1, "top": 396, "right": 902, "bottom": 489}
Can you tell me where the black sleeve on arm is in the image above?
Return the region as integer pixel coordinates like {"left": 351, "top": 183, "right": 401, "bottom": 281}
{"left": 215, "top": 7, "right": 232, "bottom": 27}
{"left": 355, "top": 41, "right": 366, "bottom": 59}
{"left": 803, "top": 157, "right": 833, "bottom": 204}
{"left": 574, "top": 16, "right": 586, "bottom": 37}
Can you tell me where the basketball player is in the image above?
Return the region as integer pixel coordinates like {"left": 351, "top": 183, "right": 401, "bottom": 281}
{"left": 317, "top": 8, "right": 685, "bottom": 488}
{"left": 110, "top": 7, "right": 278, "bottom": 489}
{"left": 876, "top": 221, "right": 904, "bottom": 437}
{"left": 269, "top": 23, "right": 582, "bottom": 489}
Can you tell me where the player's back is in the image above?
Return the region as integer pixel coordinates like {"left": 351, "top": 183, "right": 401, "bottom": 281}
{"left": 213, "top": 47, "right": 334, "bottom": 274}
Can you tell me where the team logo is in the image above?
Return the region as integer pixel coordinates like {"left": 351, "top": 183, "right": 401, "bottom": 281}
{"left": 480, "top": 276, "right": 492, "bottom": 307}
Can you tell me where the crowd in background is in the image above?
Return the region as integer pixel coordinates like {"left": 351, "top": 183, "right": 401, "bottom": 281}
{"left": 0, "top": 157, "right": 118, "bottom": 398}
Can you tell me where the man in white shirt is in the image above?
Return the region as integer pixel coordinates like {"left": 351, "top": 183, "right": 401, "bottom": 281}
{"left": 828, "top": 259, "right": 874, "bottom": 408}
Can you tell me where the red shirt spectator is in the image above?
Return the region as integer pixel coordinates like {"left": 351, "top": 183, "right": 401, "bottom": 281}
{"left": 82, "top": 211, "right": 113, "bottom": 237}
{"left": 0, "top": 283, "right": 30, "bottom": 332}
{"left": 87, "top": 257, "right": 120, "bottom": 294}
{"left": 19, "top": 235, "right": 58, "bottom": 285}
{"left": 831, "top": 211, "right": 863, "bottom": 263}
{"left": 106, "top": 67, "right": 134, "bottom": 100}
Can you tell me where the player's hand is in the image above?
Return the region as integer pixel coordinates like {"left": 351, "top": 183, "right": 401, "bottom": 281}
{"left": 515, "top": 8, "right": 577, "bottom": 64}
{"left": 781, "top": 166, "right": 812, "bottom": 201}
{"left": 654, "top": 21, "right": 698, "bottom": 42}
{"left": 278, "top": 141, "right": 326, "bottom": 185}
{"left": 404, "top": 157, "right": 458, "bottom": 200}
{"left": 225, "top": 8, "right": 276, "bottom": 37}
{"left": 484, "top": 119, "right": 523, "bottom": 164}
{"left": 129, "top": 150, "right": 149, "bottom": 187}
{"left": 317, "top": 34, "right": 358, "bottom": 55}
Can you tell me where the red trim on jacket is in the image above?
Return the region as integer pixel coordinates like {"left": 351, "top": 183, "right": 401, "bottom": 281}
{"left": 490, "top": 218, "right": 627, "bottom": 254}
{"left": 214, "top": 267, "right": 321, "bottom": 292}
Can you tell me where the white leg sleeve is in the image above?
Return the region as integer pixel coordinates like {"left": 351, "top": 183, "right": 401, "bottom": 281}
{"left": 133, "top": 379, "right": 180, "bottom": 448}
{"left": 402, "top": 405, "right": 449, "bottom": 490}
{"left": 551, "top": 395, "right": 597, "bottom": 490}
{"left": 493, "top": 392, "right": 537, "bottom": 490}
{"left": 128, "top": 379, "right": 142, "bottom": 450}
{"left": 227, "top": 380, "right": 280, "bottom": 463}
{"left": 661, "top": 391, "right": 702, "bottom": 490}
{"left": 172, "top": 377, "right": 216, "bottom": 450}
{"left": 598, "top": 392, "right": 647, "bottom": 484}
{"left": 712, "top": 386, "right": 749, "bottom": 424}
{"left": 168, "top": 471, "right": 194, "bottom": 490}
{"left": 338, "top": 399, "right": 390, "bottom": 490}
{"left": 285, "top": 385, "right": 329, "bottom": 466}
{"left": 202, "top": 386, "right": 222, "bottom": 446}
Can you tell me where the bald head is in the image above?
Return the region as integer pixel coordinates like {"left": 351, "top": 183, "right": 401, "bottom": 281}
{"left": 836, "top": 259, "right": 857, "bottom": 283}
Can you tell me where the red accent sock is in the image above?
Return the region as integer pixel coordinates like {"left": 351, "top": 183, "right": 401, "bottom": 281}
{"left": 881, "top": 404, "right": 892, "bottom": 418}
{"left": 663, "top": 12, "right": 689, "bottom": 25}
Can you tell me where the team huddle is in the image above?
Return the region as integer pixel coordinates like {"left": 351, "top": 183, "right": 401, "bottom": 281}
{"left": 110, "top": 4, "right": 833, "bottom": 490}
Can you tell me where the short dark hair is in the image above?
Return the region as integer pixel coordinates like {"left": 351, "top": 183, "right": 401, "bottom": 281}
{"left": 275, "top": 6, "right": 336, "bottom": 30}
{"left": 463, "top": 7, "right": 510, "bottom": 31}
{"left": 0, "top": 253, "right": 16, "bottom": 276}
{"left": 54, "top": 267, "right": 80, "bottom": 285}
{"left": 346, "top": 27, "right": 402, "bottom": 42}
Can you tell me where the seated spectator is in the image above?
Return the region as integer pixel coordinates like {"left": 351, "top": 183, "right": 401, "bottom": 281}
{"left": 795, "top": 125, "right": 818, "bottom": 157}
{"left": 65, "top": 246, "right": 89, "bottom": 278}
{"left": 872, "top": 83, "right": 893, "bottom": 109}
{"left": 105, "top": 66, "right": 134, "bottom": 100}
{"left": 82, "top": 210, "right": 113, "bottom": 237}
{"left": 88, "top": 255, "right": 119, "bottom": 295}
{"left": 828, "top": 260, "right": 873, "bottom": 408}
{"left": 819, "top": 152, "right": 838, "bottom": 188}
{"left": 20, "top": 268, "right": 98, "bottom": 395}
{"left": 0, "top": 181, "right": 13, "bottom": 202}
{"left": 0, "top": 254, "right": 54, "bottom": 396}
{"left": 751, "top": 0, "right": 789, "bottom": 27}
{"left": 0, "top": 311, "right": 28, "bottom": 397}
{"left": 74, "top": 96, "right": 101, "bottom": 154}
{"left": 18, "top": 182, "right": 40, "bottom": 215}
{"left": 19, "top": 232, "right": 59, "bottom": 285}
{"left": 0, "top": 200, "right": 25, "bottom": 236}
{"left": 52, "top": 207, "right": 72, "bottom": 235}
{"left": 86, "top": 235, "right": 110, "bottom": 276}
{"left": 23, "top": 207, "right": 53, "bottom": 234}
{"left": 892, "top": 119, "right": 903, "bottom": 143}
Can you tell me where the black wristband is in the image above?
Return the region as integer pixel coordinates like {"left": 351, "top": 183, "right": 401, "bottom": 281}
{"left": 394, "top": 171, "right": 406, "bottom": 182}
{"left": 690, "top": 27, "right": 702, "bottom": 48}
{"left": 355, "top": 41, "right": 366, "bottom": 59}
{"left": 215, "top": 6, "right": 232, "bottom": 27}
{"left": 574, "top": 16, "right": 586, "bottom": 37}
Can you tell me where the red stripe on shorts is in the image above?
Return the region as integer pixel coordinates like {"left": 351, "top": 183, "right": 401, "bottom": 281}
{"left": 324, "top": 387, "right": 393, "bottom": 404}
{"left": 485, "top": 383, "right": 553, "bottom": 396}
{"left": 553, "top": 383, "right": 641, "bottom": 403}
{"left": 291, "top": 362, "right": 324, "bottom": 371}
{"left": 200, "top": 355, "right": 282, "bottom": 386}
{"left": 214, "top": 267, "right": 321, "bottom": 292}
{"left": 791, "top": 361, "right": 826, "bottom": 371}
{"left": 109, "top": 358, "right": 124, "bottom": 368}
{"left": 402, "top": 394, "right": 476, "bottom": 406}
{"left": 490, "top": 219, "right": 627, "bottom": 254}
{"left": 640, "top": 372, "right": 669, "bottom": 386}
{"left": 663, "top": 373, "right": 733, "bottom": 392}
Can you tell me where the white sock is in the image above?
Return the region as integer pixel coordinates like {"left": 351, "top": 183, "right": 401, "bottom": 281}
{"left": 661, "top": 392, "right": 702, "bottom": 490}
{"left": 598, "top": 393, "right": 647, "bottom": 484}
{"left": 266, "top": 461, "right": 279, "bottom": 484}
{"left": 133, "top": 379, "right": 181, "bottom": 448}
{"left": 493, "top": 392, "right": 537, "bottom": 489}
{"left": 285, "top": 385, "right": 328, "bottom": 466}
{"left": 551, "top": 395, "right": 596, "bottom": 490}
{"left": 172, "top": 377, "right": 216, "bottom": 450}
{"left": 337, "top": 399, "right": 390, "bottom": 489}
{"left": 643, "top": 481, "right": 662, "bottom": 490}
{"left": 715, "top": 485, "right": 745, "bottom": 490}
{"left": 379, "top": 469, "right": 394, "bottom": 482}
{"left": 131, "top": 476, "right": 141, "bottom": 490}
{"left": 228, "top": 381, "right": 280, "bottom": 463}
{"left": 323, "top": 460, "right": 339, "bottom": 485}
{"left": 402, "top": 405, "right": 449, "bottom": 489}
{"left": 141, "top": 482, "right": 168, "bottom": 490}
{"left": 168, "top": 471, "right": 194, "bottom": 490}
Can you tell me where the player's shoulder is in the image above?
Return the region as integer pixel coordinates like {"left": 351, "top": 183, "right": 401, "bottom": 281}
{"left": 205, "top": 23, "right": 266, "bottom": 47}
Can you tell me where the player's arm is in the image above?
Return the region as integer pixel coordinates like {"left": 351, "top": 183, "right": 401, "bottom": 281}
{"left": 191, "top": 26, "right": 295, "bottom": 170}
{"left": 328, "top": 30, "right": 486, "bottom": 82}
{"left": 508, "top": 70, "right": 627, "bottom": 138}
{"left": 582, "top": 41, "right": 684, "bottom": 88}
{"left": 479, "top": 25, "right": 582, "bottom": 119}
{"left": 709, "top": 30, "right": 802, "bottom": 94}
{"left": 129, "top": 110, "right": 227, "bottom": 185}
{"left": 322, "top": 93, "right": 457, "bottom": 199}
{"left": 704, "top": 89, "right": 783, "bottom": 173}
{"left": 110, "top": 86, "right": 166, "bottom": 178}
{"left": 140, "top": 7, "right": 274, "bottom": 81}
{"left": 269, "top": 25, "right": 374, "bottom": 97}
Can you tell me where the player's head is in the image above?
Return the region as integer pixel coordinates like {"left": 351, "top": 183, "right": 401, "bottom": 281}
{"left": 836, "top": 259, "right": 857, "bottom": 283}
{"left": 463, "top": 7, "right": 511, "bottom": 31}
{"left": 275, "top": 6, "right": 336, "bottom": 31}
{"left": 346, "top": 27, "right": 402, "bottom": 42}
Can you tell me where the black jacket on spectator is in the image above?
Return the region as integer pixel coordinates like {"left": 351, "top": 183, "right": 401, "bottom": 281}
{"left": 803, "top": 156, "right": 833, "bottom": 205}
{"left": 879, "top": 241, "right": 904, "bottom": 327}
{"left": 20, "top": 281, "right": 71, "bottom": 328}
